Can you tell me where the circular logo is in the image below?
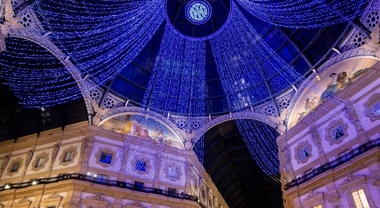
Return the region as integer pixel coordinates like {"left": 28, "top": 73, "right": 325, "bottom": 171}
{"left": 185, "top": 0, "right": 212, "bottom": 25}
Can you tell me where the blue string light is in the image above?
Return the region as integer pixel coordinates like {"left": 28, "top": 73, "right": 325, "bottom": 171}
{"left": 142, "top": 24, "right": 206, "bottom": 117}
{"left": 210, "top": 2, "right": 302, "bottom": 111}
{"left": 236, "top": 0, "right": 369, "bottom": 28}
{"left": 36, "top": 0, "right": 164, "bottom": 85}
{"left": 0, "top": 37, "right": 81, "bottom": 108}
{"left": 236, "top": 119, "right": 280, "bottom": 180}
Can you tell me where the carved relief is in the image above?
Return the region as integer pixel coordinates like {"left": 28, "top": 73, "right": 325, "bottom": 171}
{"left": 61, "top": 201, "right": 80, "bottom": 208}
{"left": 31, "top": 152, "right": 49, "bottom": 172}
{"left": 52, "top": 144, "right": 59, "bottom": 160}
{"left": 13, "top": 196, "right": 32, "bottom": 208}
{"left": 364, "top": 93, "right": 380, "bottom": 122}
{"left": 164, "top": 162, "right": 182, "bottom": 182}
{"left": 0, "top": 155, "right": 9, "bottom": 171}
{"left": 81, "top": 194, "right": 110, "bottom": 208}
{"left": 277, "top": 139, "right": 292, "bottom": 176}
{"left": 125, "top": 201, "right": 146, "bottom": 208}
{"left": 59, "top": 146, "right": 79, "bottom": 166}
{"left": 190, "top": 176, "right": 199, "bottom": 193}
{"left": 25, "top": 150, "right": 33, "bottom": 166}
{"left": 372, "top": 178, "right": 380, "bottom": 188}
{"left": 81, "top": 137, "right": 94, "bottom": 164}
{"left": 327, "top": 194, "right": 341, "bottom": 206}
{"left": 310, "top": 126, "right": 324, "bottom": 154}
{"left": 131, "top": 156, "right": 151, "bottom": 175}
{"left": 294, "top": 141, "right": 313, "bottom": 164}
{"left": 324, "top": 119, "right": 348, "bottom": 146}
{"left": 343, "top": 101, "right": 363, "bottom": 131}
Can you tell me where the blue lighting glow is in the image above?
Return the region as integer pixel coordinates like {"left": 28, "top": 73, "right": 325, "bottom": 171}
{"left": 36, "top": 0, "right": 165, "bottom": 86}
{"left": 210, "top": 2, "right": 301, "bottom": 111}
{"left": 142, "top": 25, "right": 206, "bottom": 117}
{"left": 236, "top": 119, "right": 280, "bottom": 180}
{"left": 236, "top": 0, "right": 369, "bottom": 28}
{"left": 185, "top": 0, "right": 212, "bottom": 25}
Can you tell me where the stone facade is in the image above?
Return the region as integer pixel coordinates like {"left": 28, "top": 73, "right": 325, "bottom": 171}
{"left": 0, "top": 122, "right": 227, "bottom": 208}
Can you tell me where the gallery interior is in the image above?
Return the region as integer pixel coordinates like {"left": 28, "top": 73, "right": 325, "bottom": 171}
{"left": 0, "top": 0, "right": 380, "bottom": 207}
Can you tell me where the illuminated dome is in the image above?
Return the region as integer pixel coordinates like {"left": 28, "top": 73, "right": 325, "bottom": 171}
{"left": 0, "top": 0, "right": 374, "bottom": 207}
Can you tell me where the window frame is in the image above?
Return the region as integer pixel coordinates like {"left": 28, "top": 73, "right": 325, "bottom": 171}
{"left": 59, "top": 146, "right": 78, "bottom": 166}
{"left": 7, "top": 157, "right": 24, "bottom": 177}
{"left": 11, "top": 162, "right": 20, "bottom": 172}
{"left": 351, "top": 188, "right": 370, "bottom": 208}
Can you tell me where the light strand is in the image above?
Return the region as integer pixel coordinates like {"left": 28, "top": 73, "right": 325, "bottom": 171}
{"left": 210, "top": 2, "right": 302, "bottom": 112}
{"left": 236, "top": 0, "right": 369, "bottom": 28}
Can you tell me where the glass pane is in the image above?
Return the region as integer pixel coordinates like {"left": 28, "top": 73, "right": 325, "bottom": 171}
{"left": 351, "top": 189, "right": 370, "bottom": 208}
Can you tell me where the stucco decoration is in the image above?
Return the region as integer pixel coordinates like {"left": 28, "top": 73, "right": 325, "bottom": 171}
{"left": 277, "top": 139, "right": 292, "bottom": 177}
{"left": 7, "top": 157, "right": 24, "bottom": 177}
{"left": 131, "top": 156, "right": 151, "bottom": 175}
{"left": 310, "top": 126, "right": 324, "bottom": 154}
{"left": 59, "top": 146, "right": 79, "bottom": 166}
{"left": 294, "top": 141, "right": 313, "bottom": 164}
{"left": 81, "top": 194, "right": 109, "bottom": 208}
{"left": 165, "top": 163, "right": 182, "bottom": 182}
{"left": 364, "top": 93, "right": 380, "bottom": 122}
{"left": 343, "top": 100, "right": 363, "bottom": 131}
{"left": 324, "top": 119, "right": 349, "bottom": 146}
{"left": 31, "top": 152, "right": 49, "bottom": 172}
{"left": 95, "top": 147, "right": 116, "bottom": 168}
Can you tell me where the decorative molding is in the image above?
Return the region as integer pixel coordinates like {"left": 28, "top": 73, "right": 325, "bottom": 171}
{"left": 310, "top": 126, "right": 323, "bottom": 154}
{"left": 7, "top": 157, "right": 24, "bottom": 177}
{"left": 343, "top": 101, "right": 363, "bottom": 131}
{"left": 372, "top": 178, "right": 380, "bottom": 188}
{"left": 0, "top": 155, "right": 9, "bottom": 171}
{"left": 364, "top": 93, "right": 380, "bottom": 122}
{"left": 342, "top": 174, "right": 365, "bottom": 185}
{"left": 81, "top": 137, "right": 94, "bottom": 164}
{"left": 62, "top": 201, "right": 80, "bottom": 208}
{"left": 324, "top": 119, "right": 349, "bottom": 146}
{"left": 327, "top": 194, "right": 341, "bottom": 205}
{"left": 87, "top": 193, "right": 108, "bottom": 202}
{"left": 164, "top": 162, "right": 182, "bottom": 182}
{"left": 190, "top": 176, "right": 199, "bottom": 192}
{"left": 294, "top": 141, "right": 313, "bottom": 164}
{"left": 81, "top": 194, "right": 110, "bottom": 208}
{"left": 25, "top": 150, "right": 33, "bottom": 166}
{"left": 44, "top": 192, "right": 62, "bottom": 200}
{"left": 95, "top": 147, "right": 116, "bottom": 168}
{"left": 125, "top": 201, "right": 146, "bottom": 208}
{"left": 59, "top": 146, "right": 79, "bottom": 166}
{"left": 277, "top": 139, "right": 292, "bottom": 177}
{"left": 31, "top": 151, "right": 49, "bottom": 172}
{"left": 131, "top": 156, "right": 151, "bottom": 175}
{"left": 340, "top": 174, "right": 367, "bottom": 192}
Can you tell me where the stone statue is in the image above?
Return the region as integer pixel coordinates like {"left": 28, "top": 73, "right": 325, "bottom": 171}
{"left": 1, "top": 156, "right": 9, "bottom": 171}
{"left": 91, "top": 99, "right": 110, "bottom": 126}
{"left": 343, "top": 101, "right": 363, "bottom": 131}
{"left": 25, "top": 150, "right": 33, "bottom": 166}
{"left": 360, "top": 22, "right": 380, "bottom": 57}
{"left": 0, "top": 0, "right": 22, "bottom": 52}
{"left": 269, "top": 109, "right": 288, "bottom": 134}
{"left": 52, "top": 144, "right": 59, "bottom": 160}
{"left": 310, "top": 126, "right": 323, "bottom": 154}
